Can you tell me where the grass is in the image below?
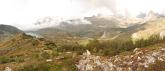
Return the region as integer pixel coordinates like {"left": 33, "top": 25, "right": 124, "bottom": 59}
{"left": 1, "top": 33, "right": 165, "bottom": 71}
{"left": 147, "top": 60, "right": 165, "bottom": 71}
{"left": 78, "top": 39, "right": 90, "bottom": 46}
{"left": 0, "top": 56, "right": 24, "bottom": 64}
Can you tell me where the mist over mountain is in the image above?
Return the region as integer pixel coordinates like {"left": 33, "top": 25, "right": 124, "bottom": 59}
{"left": 0, "top": 0, "right": 165, "bottom": 30}
{"left": 27, "top": 11, "right": 163, "bottom": 40}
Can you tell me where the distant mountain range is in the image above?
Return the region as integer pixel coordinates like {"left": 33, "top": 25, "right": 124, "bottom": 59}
{"left": 27, "top": 11, "right": 165, "bottom": 40}
{"left": 0, "top": 11, "right": 164, "bottom": 41}
{"left": 1, "top": 11, "right": 165, "bottom": 71}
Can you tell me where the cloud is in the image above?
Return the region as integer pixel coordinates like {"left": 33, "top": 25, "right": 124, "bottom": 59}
{"left": 72, "top": 0, "right": 116, "bottom": 14}
{"left": 0, "top": 0, "right": 165, "bottom": 30}
{"left": 91, "top": 0, "right": 117, "bottom": 14}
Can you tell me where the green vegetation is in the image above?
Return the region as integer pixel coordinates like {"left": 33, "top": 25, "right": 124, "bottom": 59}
{"left": 19, "top": 63, "right": 52, "bottom": 71}
{"left": 44, "top": 41, "right": 57, "bottom": 50}
{"left": 0, "top": 56, "right": 24, "bottom": 64}
{"left": 40, "top": 52, "right": 51, "bottom": 59}
{"left": 19, "top": 55, "right": 79, "bottom": 71}
{"left": 147, "top": 60, "right": 165, "bottom": 71}
{"left": 56, "top": 44, "right": 86, "bottom": 54}
{"left": 0, "top": 56, "right": 13, "bottom": 64}
{"left": 1, "top": 33, "right": 165, "bottom": 71}
{"left": 86, "top": 35, "right": 165, "bottom": 56}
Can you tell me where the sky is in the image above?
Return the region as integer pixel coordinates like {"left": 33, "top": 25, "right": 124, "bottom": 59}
{"left": 0, "top": 0, "right": 165, "bottom": 30}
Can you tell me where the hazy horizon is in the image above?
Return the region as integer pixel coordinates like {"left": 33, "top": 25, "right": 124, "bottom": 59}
{"left": 0, "top": 0, "right": 165, "bottom": 30}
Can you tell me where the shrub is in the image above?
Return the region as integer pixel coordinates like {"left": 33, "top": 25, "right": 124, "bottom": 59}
{"left": 19, "top": 61, "right": 78, "bottom": 71}
{"left": 0, "top": 56, "right": 25, "bottom": 64}
{"left": 86, "top": 39, "right": 102, "bottom": 53}
{"left": 147, "top": 60, "right": 165, "bottom": 71}
{"left": 41, "top": 52, "right": 51, "bottom": 59}
{"left": 31, "top": 40, "right": 40, "bottom": 46}
{"left": 19, "top": 63, "right": 51, "bottom": 71}
{"left": 86, "top": 34, "right": 165, "bottom": 56}
{"left": 52, "top": 49, "right": 59, "bottom": 57}
{"left": 0, "top": 56, "right": 13, "bottom": 64}
{"left": 44, "top": 41, "right": 57, "bottom": 50}
{"left": 57, "top": 44, "right": 86, "bottom": 53}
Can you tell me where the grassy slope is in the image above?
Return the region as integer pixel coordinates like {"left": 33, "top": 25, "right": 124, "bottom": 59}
{"left": 0, "top": 34, "right": 80, "bottom": 71}
{"left": 0, "top": 33, "right": 165, "bottom": 71}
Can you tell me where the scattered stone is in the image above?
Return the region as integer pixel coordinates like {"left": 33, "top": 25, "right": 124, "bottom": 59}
{"left": 86, "top": 64, "right": 93, "bottom": 71}
{"left": 137, "top": 56, "right": 141, "bottom": 60}
{"left": 55, "top": 56, "right": 65, "bottom": 60}
{"left": 4, "top": 67, "right": 12, "bottom": 71}
{"left": 133, "top": 48, "right": 140, "bottom": 53}
{"left": 43, "top": 50, "right": 53, "bottom": 54}
{"left": 46, "top": 59, "right": 53, "bottom": 62}
{"left": 66, "top": 52, "right": 72, "bottom": 54}
{"left": 83, "top": 50, "right": 91, "bottom": 56}
{"left": 77, "top": 48, "right": 165, "bottom": 71}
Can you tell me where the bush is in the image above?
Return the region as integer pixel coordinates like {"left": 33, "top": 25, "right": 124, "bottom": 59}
{"left": 19, "top": 63, "right": 51, "bottom": 71}
{"left": 19, "top": 61, "right": 78, "bottom": 71}
{"left": 41, "top": 52, "right": 51, "bottom": 59}
{"left": 52, "top": 49, "right": 59, "bottom": 57}
{"left": 57, "top": 44, "right": 86, "bottom": 53}
{"left": 147, "top": 60, "right": 165, "bottom": 71}
{"left": 104, "top": 48, "right": 119, "bottom": 56}
{"left": 32, "top": 40, "right": 40, "bottom": 46}
{"left": 86, "top": 39, "right": 102, "bottom": 53}
{"left": 86, "top": 34, "right": 165, "bottom": 56}
{"left": 0, "top": 56, "right": 25, "bottom": 64}
{"left": 44, "top": 41, "right": 57, "bottom": 50}
{"left": 0, "top": 56, "right": 13, "bottom": 64}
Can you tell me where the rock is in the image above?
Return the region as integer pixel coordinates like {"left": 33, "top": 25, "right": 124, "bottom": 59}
{"left": 4, "top": 67, "right": 12, "bottom": 71}
{"left": 82, "top": 50, "right": 91, "bottom": 59}
{"left": 43, "top": 50, "right": 53, "bottom": 55}
{"left": 85, "top": 50, "right": 91, "bottom": 56}
{"left": 160, "top": 48, "right": 165, "bottom": 51}
{"left": 66, "top": 52, "right": 72, "bottom": 54}
{"left": 86, "top": 64, "right": 93, "bottom": 71}
{"left": 46, "top": 59, "right": 52, "bottom": 62}
{"left": 133, "top": 48, "right": 140, "bottom": 53}
{"left": 95, "top": 59, "right": 101, "bottom": 65}
{"left": 55, "top": 56, "right": 65, "bottom": 60}
{"left": 77, "top": 47, "right": 165, "bottom": 71}
{"left": 137, "top": 56, "right": 141, "bottom": 61}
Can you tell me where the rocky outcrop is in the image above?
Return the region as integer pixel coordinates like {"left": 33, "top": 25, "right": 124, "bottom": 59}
{"left": 4, "top": 67, "right": 12, "bottom": 71}
{"left": 77, "top": 47, "right": 165, "bottom": 71}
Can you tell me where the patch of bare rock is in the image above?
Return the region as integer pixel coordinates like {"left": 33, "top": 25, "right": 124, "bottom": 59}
{"left": 77, "top": 47, "right": 165, "bottom": 71}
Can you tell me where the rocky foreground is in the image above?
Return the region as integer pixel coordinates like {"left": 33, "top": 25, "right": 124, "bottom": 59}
{"left": 77, "top": 47, "right": 165, "bottom": 71}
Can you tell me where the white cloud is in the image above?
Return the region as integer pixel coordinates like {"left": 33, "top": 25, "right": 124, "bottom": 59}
{"left": 117, "top": 0, "right": 165, "bottom": 16}
{"left": 0, "top": 0, "right": 164, "bottom": 30}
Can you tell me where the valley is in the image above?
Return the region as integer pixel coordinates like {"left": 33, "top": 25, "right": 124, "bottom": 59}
{"left": 0, "top": 12, "right": 165, "bottom": 71}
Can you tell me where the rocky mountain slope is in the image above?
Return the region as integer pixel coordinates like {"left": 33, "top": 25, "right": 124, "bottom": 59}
{"left": 131, "top": 18, "right": 165, "bottom": 41}
{"left": 29, "top": 16, "right": 143, "bottom": 39}
{"left": 0, "top": 24, "right": 23, "bottom": 41}
{"left": 77, "top": 45, "right": 165, "bottom": 71}
{"left": 0, "top": 33, "right": 81, "bottom": 71}
{"left": 29, "top": 11, "right": 165, "bottom": 40}
{"left": 1, "top": 30, "right": 165, "bottom": 71}
{"left": 1, "top": 11, "right": 165, "bottom": 71}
